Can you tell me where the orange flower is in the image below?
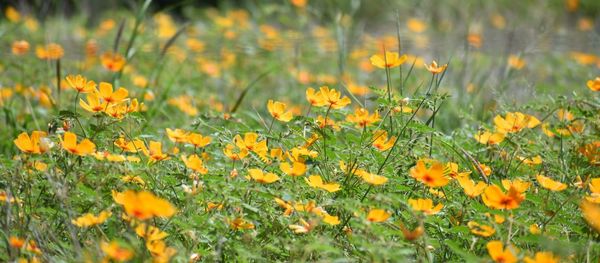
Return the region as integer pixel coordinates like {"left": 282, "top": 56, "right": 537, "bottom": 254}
{"left": 61, "top": 132, "right": 96, "bottom": 156}
{"left": 97, "top": 82, "right": 129, "bottom": 105}
{"left": 223, "top": 143, "right": 249, "bottom": 160}
{"left": 424, "top": 60, "right": 447, "bottom": 74}
{"left": 580, "top": 199, "right": 600, "bottom": 233}
{"left": 494, "top": 112, "right": 540, "bottom": 133}
{"left": 101, "top": 241, "right": 134, "bottom": 262}
{"left": 101, "top": 51, "right": 126, "bottom": 72}
{"left": 305, "top": 175, "right": 340, "bottom": 192}
{"left": 248, "top": 168, "right": 280, "bottom": 184}
{"left": 475, "top": 130, "right": 505, "bottom": 145}
{"left": 346, "top": 108, "right": 380, "bottom": 128}
{"left": 355, "top": 169, "right": 388, "bottom": 185}
{"left": 467, "top": 221, "right": 495, "bottom": 237}
{"left": 36, "top": 43, "right": 64, "bottom": 60}
{"left": 143, "top": 141, "right": 169, "bottom": 162}
{"left": 166, "top": 128, "right": 189, "bottom": 143}
{"left": 487, "top": 240, "right": 517, "bottom": 263}
{"left": 318, "top": 86, "right": 351, "bottom": 109}
{"left": 80, "top": 93, "right": 108, "bottom": 113}
{"left": 482, "top": 184, "right": 525, "bottom": 210}
{"left": 267, "top": 100, "right": 294, "bottom": 122}
{"left": 65, "top": 74, "right": 97, "bottom": 93}
{"left": 369, "top": 51, "right": 407, "bottom": 69}
{"left": 587, "top": 77, "right": 600, "bottom": 91}
{"left": 457, "top": 176, "right": 487, "bottom": 198}
{"left": 113, "top": 190, "right": 176, "bottom": 220}
{"left": 536, "top": 174, "right": 567, "bottom": 191}
{"left": 11, "top": 40, "right": 29, "bottom": 55}
{"left": 229, "top": 217, "right": 255, "bottom": 230}
{"left": 409, "top": 159, "right": 449, "bottom": 188}
{"left": 508, "top": 55, "right": 526, "bottom": 70}
{"left": 72, "top": 210, "right": 112, "bottom": 227}
{"left": 14, "top": 131, "right": 48, "bottom": 154}
{"left": 234, "top": 132, "right": 268, "bottom": 157}
{"left": 524, "top": 252, "right": 560, "bottom": 263}
{"left": 186, "top": 132, "right": 212, "bottom": 148}
{"left": 366, "top": 209, "right": 391, "bottom": 222}
{"left": 372, "top": 130, "right": 396, "bottom": 151}
{"left": 408, "top": 198, "right": 443, "bottom": 215}
{"left": 306, "top": 87, "right": 326, "bottom": 106}
{"left": 181, "top": 154, "right": 208, "bottom": 174}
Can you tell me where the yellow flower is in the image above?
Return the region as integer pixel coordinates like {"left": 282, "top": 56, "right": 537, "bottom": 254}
{"left": 408, "top": 198, "right": 443, "bottom": 215}
{"left": 71, "top": 210, "right": 111, "bottom": 227}
{"left": 289, "top": 218, "right": 315, "bottom": 234}
{"left": 121, "top": 175, "right": 146, "bottom": 186}
{"left": 316, "top": 115, "right": 341, "bottom": 130}
{"left": 524, "top": 252, "right": 560, "bottom": 263}
{"left": 234, "top": 132, "right": 268, "bottom": 157}
{"left": 529, "top": 224, "right": 541, "bottom": 234}
{"left": 366, "top": 209, "right": 391, "bottom": 222}
{"left": 407, "top": 18, "right": 427, "bottom": 33}
{"left": 369, "top": 51, "right": 407, "bottom": 69}
{"left": 482, "top": 185, "right": 525, "bottom": 210}
{"left": 146, "top": 240, "right": 177, "bottom": 263}
{"left": 248, "top": 168, "right": 280, "bottom": 184}
{"left": 475, "top": 130, "right": 505, "bottom": 145}
{"left": 346, "top": 108, "right": 380, "bottom": 128}
{"left": 501, "top": 178, "right": 531, "bottom": 193}
{"left": 11, "top": 40, "right": 29, "bottom": 55}
{"left": 372, "top": 130, "right": 396, "bottom": 151}
{"left": 186, "top": 132, "right": 212, "bottom": 148}
{"left": 508, "top": 55, "right": 526, "bottom": 70}
{"left": 322, "top": 214, "right": 340, "bottom": 225}
{"left": 114, "top": 137, "right": 147, "bottom": 153}
{"left": 5, "top": 6, "right": 21, "bottom": 22}
{"left": 457, "top": 176, "right": 487, "bottom": 198}
{"left": 181, "top": 154, "right": 208, "bottom": 174}
{"left": 305, "top": 175, "right": 341, "bottom": 192}
{"left": 280, "top": 161, "right": 306, "bottom": 176}
{"left": 580, "top": 199, "right": 600, "bottom": 233}
{"left": 135, "top": 224, "right": 169, "bottom": 241}
{"left": 229, "top": 217, "right": 255, "bottom": 230}
{"left": 166, "top": 128, "right": 189, "bottom": 143}
{"left": 223, "top": 143, "right": 249, "bottom": 160}
{"left": 487, "top": 240, "right": 517, "bottom": 263}
{"left": 586, "top": 178, "right": 600, "bottom": 203}
{"left": 101, "top": 52, "right": 126, "bottom": 72}
{"left": 494, "top": 112, "right": 540, "bottom": 133}
{"left": 36, "top": 43, "right": 64, "bottom": 60}
{"left": 318, "top": 86, "right": 351, "bottom": 109}
{"left": 14, "top": 131, "right": 48, "bottom": 154}
{"left": 101, "top": 241, "right": 134, "bottom": 262}
{"left": 113, "top": 190, "right": 176, "bottom": 220}
{"left": 97, "top": 82, "right": 129, "bottom": 105}
{"left": 409, "top": 159, "right": 450, "bottom": 188}
{"left": 80, "top": 93, "right": 108, "bottom": 113}
{"left": 424, "top": 60, "right": 448, "bottom": 74}
{"left": 467, "top": 221, "right": 495, "bottom": 237}
{"left": 61, "top": 132, "right": 96, "bottom": 156}
{"left": 519, "top": 155, "right": 542, "bottom": 166}
{"left": 267, "top": 100, "right": 294, "bottom": 122}
{"left": 65, "top": 74, "right": 96, "bottom": 93}
{"left": 355, "top": 169, "right": 388, "bottom": 185}
{"left": 536, "top": 174, "right": 567, "bottom": 191}
{"left": 587, "top": 77, "right": 600, "bottom": 91}
{"left": 306, "top": 87, "right": 326, "bottom": 107}
{"left": 143, "top": 141, "right": 169, "bottom": 162}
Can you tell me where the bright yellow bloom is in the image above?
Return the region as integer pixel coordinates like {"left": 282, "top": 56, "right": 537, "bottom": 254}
{"left": 14, "top": 131, "right": 48, "bottom": 154}
{"left": 316, "top": 115, "right": 341, "bottom": 130}
{"left": 408, "top": 198, "right": 443, "bottom": 215}
{"left": 501, "top": 179, "right": 531, "bottom": 193}
{"left": 444, "top": 162, "right": 471, "bottom": 179}
{"left": 519, "top": 155, "right": 542, "bottom": 166}
{"left": 322, "top": 214, "right": 340, "bottom": 225}
{"left": 289, "top": 218, "right": 315, "bottom": 234}
{"left": 121, "top": 175, "right": 145, "bottom": 186}
{"left": 407, "top": 18, "right": 427, "bottom": 32}
{"left": 36, "top": 43, "right": 64, "bottom": 60}
{"left": 101, "top": 241, "right": 134, "bottom": 262}
{"left": 475, "top": 130, "right": 505, "bottom": 145}
{"left": 524, "top": 252, "right": 560, "bottom": 263}
{"left": 65, "top": 74, "right": 96, "bottom": 93}
{"left": 494, "top": 112, "right": 540, "bottom": 133}
{"left": 306, "top": 87, "right": 326, "bottom": 106}
{"left": 318, "top": 86, "right": 351, "bottom": 109}
{"left": 234, "top": 132, "right": 268, "bottom": 157}
{"left": 101, "top": 52, "right": 126, "bottom": 72}
{"left": 223, "top": 143, "right": 249, "bottom": 160}
{"left": 71, "top": 210, "right": 111, "bottom": 227}
{"left": 487, "top": 240, "right": 517, "bottom": 263}
{"left": 482, "top": 185, "right": 525, "bottom": 210}
{"left": 409, "top": 159, "right": 450, "bottom": 188}
{"left": 267, "top": 100, "right": 294, "bottom": 122}
{"left": 508, "top": 55, "right": 526, "bottom": 70}
{"left": 5, "top": 6, "right": 21, "bottom": 22}
{"left": 80, "top": 93, "right": 108, "bottom": 113}
{"left": 113, "top": 190, "right": 176, "bottom": 220}
{"left": 181, "top": 154, "right": 208, "bottom": 174}
{"left": 146, "top": 240, "right": 177, "bottom": 263}
{"left": 114, "top": 137, "right": 147, "bottom": 153}
{"left": 143, "top": 141, "right": 169, "bottom": 162}
{"left": 587, "top": 77, "right": 600, "bottom": 91}
{"left": 366, "top": 209, "right": 391, "bottom": 222}
{"left": 98, "top": 82, "right": 128, "bottom": 105}
{"left": 305, "top": 175, "right": 341, "bottom": 192}
{"left": 424, "top": 60, "right": 448, "bottom": 74}
{"left": 186, "top": 132, "right": 211, "bottom": 148}
{"left": 536, "top": 174, "right": 567, "bottom": 191}
{"left": 229, "top": 217, "right": 255, "bottom": 230}
{"left": 467, "top": 221, "right": 495, "bottom": 237}
{"left": 135, "top": 224, "right": 168, "bottom": 241}
{"left": 248, "top": 168, "right": 280, "bottom": 184}
{"left": 61, "top": 132, "right": 96, "bottom": 156}
{"left": 346, "top": 108, "right": 380, "bottom": 128}
{"left": 580, "top": 199, "right": 600, "bottom": 233}
{"left": 369, "top": 51, "right": 407, "bottom": 69}
{"left": 166, "top": 128, "right": 189, "bottom": 143}
{"left": 372, "top": 130, "right": 396, "bottom": 151}
{"left": 457, "top": 176, "right": 487, "bottom": 198}
{"left": 355, "top": 169, "right": 388, "bottom": 185}
{"left": 11, "top": 40, "right": 29, "bottom": 55}
{"left": 587, "top": 178, "right": 600, "bottom": 203}
{"left": 280, "top": 161, "right": 306, "bottom": 176}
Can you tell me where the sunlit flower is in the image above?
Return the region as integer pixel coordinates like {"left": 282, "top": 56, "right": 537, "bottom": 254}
{"left": 289, "top": 218, "right": 315, "bottom": 234}
{"left": 409, "top": 159, "right": 450, "bottom": 188}
{"left": 101, "top": 52, "right": 126, "bottom": 72}
{"left": 98, "top": 82, "right": 129, "bottom": 105}
{"left": 5, "top": 6, "right": 21, "bottom": 22}
{"left": 36, "top": 43, "right": 64, "bottom": 60}
{"left": 587, "top": 77, "right": 600, "bottom": 91}
{"left": 487, "top": 240, "right": 517, "bottom": 263}
{"left": 234, "top": 132, "right": 268, "bottom": 157}
{"left": 467, "top": 221, "right": 495, "bottom": 237}
{"left": 146, "top": 240, "right": 177, "bottom": 262}
{"left": 14, "top": 131, "right": 48, "bottom": 154}
{"left": 424, "top": 60, "right": 448, "bottom": 74}
{"left": 317, "top": 86, "right": 351, "bottom": 109}
{"left": 12, "top": 40, "right": 30, "bottom": 55}
{"left": 482, "top": 185, "right": 525, "bottom": 210}
{"left": 475, "top": 130, "right": 505, "bottom": 145}
{"left": 248, "top": 168, "right": 280, "bottom": 184}
{"left": 181, "top": 154, "right": 208, "bottom": 174}
{"left": 101, "top": 241, "right": 134, "bottom": 262}
{"left": 369, "top": 51, "right": 407, "bottom": 69}
{"left": 305, "top": 175, "right": 340, "bottom": 192}
{"left": 346, "top": 107, "right": 380, "bottom": 128}
{"left": 372, "top": 130, "right": 396, "bottom": 151}
{"left": 80, "top": 93, "right": 108, "bottom": 113}
{"left": 408, "top": 198, "right": 443, "bottom": 215}
{"left": 580, "top": 199, "right": 600, "bottom": 233}
{"left": 457, "top": 176, "right": 487, "bottom": 198}
{"left": 494, "top": 112, "right": 540, "bottom": 133}
{"left": 61, "top": 132, "right": 96, "bottom": 156}
{"left": 524, "top": 251, "right": 560, "bottom": 263}
{"left": 65, "top": 74, "right": 97, "bottom": 93}
{"left": 143, "top": 141, "right": 170, "bottom": 163}
{"left": 366, "top": 209, "right": 391, "bottom": 222}
{"left": 72, "top": 210, "right": 111, "bottom": 227}
{"left": 113, "top": 190, "right": 176, "bottom": 220}
{"left": 306, "top": 87, "right": 326, "bottom": 106}
{"left": 501, "top": 179, "right": 531, "bottom": 193}
{"left": 166, "top": 128, "right": 189, "bottom": 143}
{"left": 229, "top": 217, "right": 255, "bottom": 230}
{"left": 135, "top": 223, "right": 168, "bottom": 241}
{"left": 114, "top": 137, "right": 147, "bottom": 153}
{"left": 536, "top": 174, "right": 567, "bottom": 191}
{"left": 223, "top": 143, "right": 249, "bottom": 160}
{"left": 315, "top": 115, "right": 341, "bottom": 130}
{"left": 267, "top": 100, "right": 294, "bottom": 122}
{"left": 280, "top": 160, "right": 306, "bottom": 176}
{"left": 355, "top": 169, "right": 388, "bottom": 185}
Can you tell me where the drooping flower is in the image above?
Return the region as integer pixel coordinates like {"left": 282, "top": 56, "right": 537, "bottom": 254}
{"left": 408, "top": 198, "right": 443, "bottom": 215}
{"left": 267, "top": 100, "right": 294, "bottom": 122}
{"left": 248, "top": 168, "right": 280, "bottom": 184}
{"left": 346, "top": 107, "right": 380, "bottom": 128}
{"left": 536, "top": 174, "right": 567, "bottom": 191}
{"left": 369, "top": 51, "right": 407, "bottom": 69}
{"left": 366, "top": 209, "right": 391, "bottom": 222}
{"left": 61, "top": 132, "right": 96, "bottom": 156}
{"left": 14, "top": 131, "right": 48, "bottom": 154}
{"left": 409, "top": 159, "right": 450, "bottom": 188}
{"left": 487, "top": 240, "right": 517, "bottom": 263}
{"left": 113, "top": 190, "right": 176, "bottom": 220}
{"left": 305, "top": 175, "right": 341, "bottom": 192}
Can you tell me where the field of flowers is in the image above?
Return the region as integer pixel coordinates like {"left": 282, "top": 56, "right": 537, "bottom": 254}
{"left": 1, "top": 0, "right": 600, "bottom": 262}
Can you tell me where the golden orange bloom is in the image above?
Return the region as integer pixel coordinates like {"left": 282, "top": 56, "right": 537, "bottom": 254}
{"left": 346, "top": 108, "right": 380, "bottom": 128}
{"left": 408, "top": 198, "right": 443, "bottom": 215}
{"left": 407, "top": 18, "right": 427, "bottom": 33}
{"left": 234, "top": 132, "right": 268, "bottom": 157}
{"left": 290, "top": 0, "right": 307, "bottom": 8}
{"left": 143, "top": 141, "right": 169, "bottom": 162}
{"left": 61, "top": 132, "right": 96, "bottom": 156}
{"left": 80, "top": 93, "right": 108, "bottom": 113}
{"left": 355, "top": 169, "right": 388, "bottom": 185}
{"left": 536, "top": 174, "right": 567, "bottom": 191}
{"left": 306, "top": 87, "right": 326, "bottom": 106}
{"left": 318, "top": 86, "right": 351, "bottom": 109}
{"left": 248, "top": 168, "right": 280, "bottom": 184}
{"left": 5, "top": 6, "right": 21, "bottom": 22}
{"left": 482, "top": 184, "right": 525, "bottom": 210}
{"left": 98, "top": 82, "right": 129, "bottom": 105}
{"left": 186, "top": 132, "right": 212, "bottom": 148}
{"left": 457, "top": 176, "right": 487, "bottom": 198}
{"left": 114, "top": 137, "right": 147, "bottom": 153}
{"left": 65, "top": 74, "right": 97, "bottom": 93}
{"left": 146, "top": 240, "right": 177, "bottom": 262}
{"left": 494, "top": 112, "right": 540, "bottom": 133}
{"left": 11, "top": 40, "right": 30, "bottom": 55}
{"left": 166, "top": 128, "right": 189, "bottom": 143}
{"left": 14, "top": 131, "right": 48, "bottom": 154}
{"left": 280, "top": 160, "right": 307, "bottom": 176}
{"left": 113, "top": 190, "right": 175, "bottom": 220}
{"left": 524, "top": 252, "right": 560, "bottom": 263}
{"left": 487, "top": 240, "right": 517, "bottom": 263}
{"left": 409, "top": 159, "right": 450, "bottom": 188}
{"left": 267, "top": 100, "right": 294, "bottom": 122}
{"left": 366, "top": 209, "right": 391, "bottom": 222}
{"left": 229, "top": 217, "right": 255, "bottom": 230}
{"left": 424, "top": 60, "right": 448, "bottom": 74}
{"left": 223, "top": 143, "right": 249, "bottom": 161}
{"left": 467, "top": 221, "right": 495, "bottom": 237}
{"left": 305, "top": 175, "right": 340, "bottom": 192}
{"left": 508, "top": 55, "right": 526, "bottom": 70}
{"left": 135, "top": 223, "right": 168, "bottom": 241}
{"left": 580, "top": 199, "right": 600, "bottom": 233}
{"left": 36, "top": 43, "right": 64, "bottom": 60}
{"left": 101, "top": 241, "right": 134, "bottom": 262}
{"left": 101, "top": 52, "right": 126, "bottom": 72}
{"left": 369, "top": 51, "right": 407, "bottom": 69}
{"left": 501, "top": 179, "right": 531, "bottom": 193}
{"left": 587, "top": 77, "right": 600, "bottom": 91}
{"left": 372, "top": 130, "right": 396, "bottom": 151}
{"left": 181, "top": 154, "right": 208, "bottom": 174}
{"left": 475, "top": 130, "right": 505, "bottom": 145}
{"left": 289, "top": 218, "right": 316, "bottom": 234}
{"left": 72, "top": 210, "right": 112, "bottom": 227}
{"left": 587, "top": 178, "right": 600, "bottom": 203}
{"left": 315, "top": 115, "right": 341, "bottom": 130}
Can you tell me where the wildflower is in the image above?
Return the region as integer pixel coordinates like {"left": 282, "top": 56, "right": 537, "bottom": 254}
{"left": 529, "top": 224, "right": 541, "bottom": 234}
{"left": 482, "top": 185, "right": 525, "bottom": 210}
{"left": 475, "top": 130, "right": 505, "bottom": 145}
{"left": 519, "top": 155, "right": 542, "bottom": 166}
{"left": 135, "top": 224, "right": 168, "bottom": 241}
{"left": 467, "top": 221, "right": 495, "bottom": 237}
{"left": 322, "top": 214, "right": 340, "bottom": 225}
{"left": 101, "top": 52, "right": 126, "bottom": 72}
{"left": 487, "top": 240, "right": 517, "bottom": 263}
{"left": 146, "top": 240, "right": 177, "bottom": 262}
{"left": 305, "top": 175, "right": 341, "bottom": 192}
{"left": 407, "top": 18, "right": 427, "bottom": 33}
{"left": 36, "top": 43, "right": 64, "bottom": 60}
{"left": 306, "top": 87, "right": 326, "bottom": 106}
{"left": 457, "top": 176, "right": 487, "bottom": 198}
{"left": 166, "top": 128, "right": 189, "bottom": 143}
{"left": 289, "top": 218, "right": 315, "bottom": 234}
{"left": 501, "top": 179, "right": 531, "bottom": 193}
{"left": 356, "top": 169, "right": 388, "bottom": 185}
{"left": 580, "top": 199, "right": 600, "bottom": 233}
{"left": 248, "top": 168, "right": 280, "bottom": 184}
{"left": 121, "top": 175, "right": 145, "bottom": 186}
{"left": 445, "top": 162, "right": 471, "bottom": 178}
{"left": 267, "top": 100, "right": 294, "bottom": 122}
{"left": 536, "top": 174, "right": 567, "bottom": 191}
{"left": 65, "top": 74, "right": 96, "bottom": 93}
{"left": 372, "top": 130, "right": 396, "bottom": 151}
{"left": 186, "top": 132, "right": 211, "bottom": 148}
{"left": 280, "top": 161, "right": 306, "bottom": 176}
{"left": 315, "top": 115, "right": 341, "bottom": 130}
{"left": 346, "top": 107, "right": 380, "bottom": 128}
{"left": 80, "top": 93, "right": 108, "bottom": 113}
{"left": 408, "top": 198, "right": 443, "bottom": 215}
{"left": 494, "top": 112, "right": 540, "bottom": 133}
{"left": 234, "top": 132, "right": 268, "bottom": 157}
{"left": 369, "top": 51, "right": 407, "bottom": 69}
{"left": 61, "top": 132, "right": 96, "bottom": 156}
{"left": 424, "top": 60, "right": 448, "bottom": 74}
{"left": 318, "top": 86, "right": 351, "bottom": 109}
{"left": 229, "top": 217, "right": 255, "bottom": 230}
{"left": 587, "top": 178, "right": 600, "bottom": 203}
{"left": 97, "top": 82, "right": 128, "bottom": 105}
{"left": 524, "top": 252, "right": 560, "bottom": 263}
{"left": 114, "top": 137, "right": 147, "bottom": 153}
{"left": 587, "top": 77, "right": 600, "bottom": 91}
{"left": 14, "top": 131, "right": 48, "bottom": 154}
{"left": 223, "top": 143, "right": 249, "bottom": 160}
{"left": 72, "top": 210, "right": 112, "bottom": 227}
{"left": 181, "top": 155, "right": 208, "bottom": 174}
{"left": 143, "top": 141, "right": 169, "bottom": 162}
{"left": 113, "top": 190, "right": 176, "bottom": 220}
{"left": 5, "top": 6, "right": 20, "bottom": 22}
{"left": 366, "top": 209, "right": 391, "bottom": 222}
{"left": 399, "top": 222, "right": 424, "bottom": 241}
{"left": 12, "top": 40, "right": 30, "bottom": 55}
{"left": 9, "top": 236, "right": 25, "bottom": 248}
{"left": 508, "top": 55, "right": 526, "bottom": 70}
{"left": 409, "top": 159, "right": 450, "bottom": 188}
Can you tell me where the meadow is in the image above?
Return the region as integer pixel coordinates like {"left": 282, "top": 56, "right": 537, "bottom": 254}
{"left": 1, "top": 0, "right": 600, "bottom": 262}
